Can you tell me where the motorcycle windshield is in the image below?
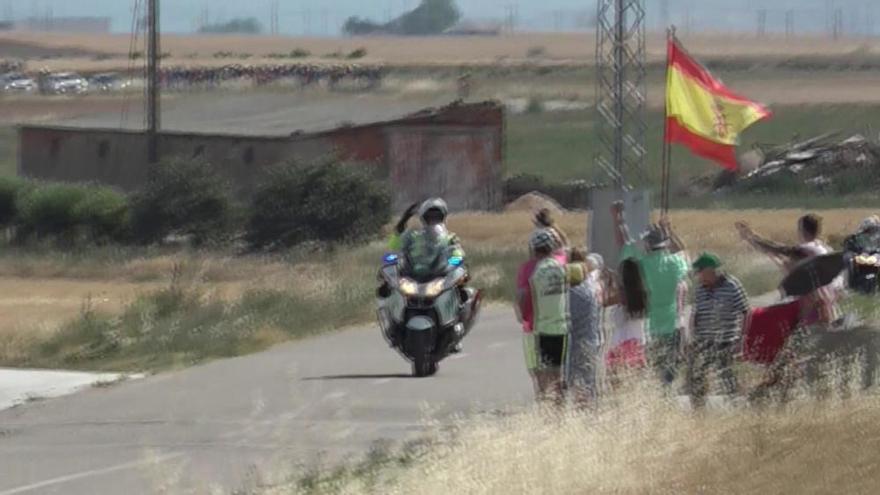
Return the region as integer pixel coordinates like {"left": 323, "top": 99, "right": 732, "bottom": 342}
{"left": 403, "top": 244, "right": 450, "bottom": 283}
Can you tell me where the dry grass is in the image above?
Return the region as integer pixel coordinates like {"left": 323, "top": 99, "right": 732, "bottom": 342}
{"left": 7, "top": 32, "right": 880, "bottom": 69}
{"left": 275, "top": 379, "right": 880, "bottom": 495}
{"left": 449, "top": 208, "right": 878, "bottom": 252}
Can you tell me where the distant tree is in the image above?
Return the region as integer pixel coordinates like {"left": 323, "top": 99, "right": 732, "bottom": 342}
{"left": 343, "top": 16, "right": 383, "bottom": 36}
{"left": 342, "top": 0, "right": 461, "bottom": 36}
{"left": 199, "top": 17, "right": 263, "bottom": 35}
{"left": 397, "top": 0, "right": 461, "bottom": 35}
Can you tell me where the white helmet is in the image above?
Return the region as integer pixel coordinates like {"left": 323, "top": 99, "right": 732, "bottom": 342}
{"left": 419, "top": 198, "right": 448, "bottom": 226}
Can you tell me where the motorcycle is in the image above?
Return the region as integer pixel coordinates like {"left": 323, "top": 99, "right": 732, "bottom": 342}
{"left": 376, "top": 252, "right": 482, "bottom": 377}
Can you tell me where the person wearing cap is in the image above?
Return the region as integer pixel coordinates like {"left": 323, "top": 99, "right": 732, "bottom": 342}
{"left": 519, "top": 229, "right": 570, "bottom": 405}
{"left": 611, "top": 202, "right": 690, "bottom": 390}
{"left": 687, "top": 253, "right": 750, "bottom": 409}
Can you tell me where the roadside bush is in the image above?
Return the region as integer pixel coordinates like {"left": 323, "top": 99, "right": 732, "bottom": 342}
{"left": 527, "top": 46, "right": 547, "bottom": 58}
{"left": 525, "top": 96, "right": 544, "bottom": 114}
{"left": 291, "top": 48, "right": 311, "bottom": 58}
{"left": 73, "top": 186, "right": 130, "bottom": 243}
{"left": 246, "top": 158, "right": 391, "bottom": 250}
{"left": 129, "top": 157, "right": 234, "bottom": 245}
{"left": 16, "top": 183, "right": 89, "bottom": 242}
{"left": 0, "top": 176, "right": 32, "bottom": 228}
{"left": 347, "top": 47, "right": 368, "bottom": 59}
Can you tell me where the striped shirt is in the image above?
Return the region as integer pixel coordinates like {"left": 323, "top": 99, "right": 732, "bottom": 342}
{"left": 692, "top": 274, "right": 750, "bottom": 343}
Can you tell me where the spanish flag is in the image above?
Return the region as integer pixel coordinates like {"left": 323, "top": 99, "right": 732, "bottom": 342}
{"left": 666, "top": 38, "right": 771, "bottom": 170}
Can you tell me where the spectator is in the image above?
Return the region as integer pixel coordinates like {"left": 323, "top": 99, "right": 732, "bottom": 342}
{"left": 566, "top": 248, "right": 603, "bottom": 409}
{"left": 687, "top": 253, "right": 750, "bottom": 410}
{"left": 605, "top": 257, "right": 649, "bottom": 389}
{"left": 737, "top": 214, "right": 841, "bottom": 325}
{"left": 519, "top": 229, "right": 570, "bottom": 406}
{"left": 611, "top": 202, "right": 690, "bottom": 391}
{"left": 534, "top": 208, "right": 570, "bottom": 252}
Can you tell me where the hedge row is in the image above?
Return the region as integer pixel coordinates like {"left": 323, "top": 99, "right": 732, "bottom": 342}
{"left": 0, "top": 157, "right": 391, "bottom": 250}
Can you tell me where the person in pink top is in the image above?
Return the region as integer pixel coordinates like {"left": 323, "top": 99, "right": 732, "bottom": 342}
{"left": 516, "top": 238, "right": 567, "bottom": 332}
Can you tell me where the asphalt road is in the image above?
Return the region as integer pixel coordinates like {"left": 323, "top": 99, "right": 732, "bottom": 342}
{"left": 0, "top": 307, "right": 533, "bottom": 494}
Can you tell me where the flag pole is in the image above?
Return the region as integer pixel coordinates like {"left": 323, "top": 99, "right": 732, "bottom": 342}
{"left": 661, "top": 26, "right": 675, "bottom": 215}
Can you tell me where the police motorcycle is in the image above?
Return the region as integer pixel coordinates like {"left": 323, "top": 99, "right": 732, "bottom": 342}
{"left": 376, "top": 249, "right": 482, "bottom": 377}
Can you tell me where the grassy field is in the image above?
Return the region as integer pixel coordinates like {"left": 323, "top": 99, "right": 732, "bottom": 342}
{"left": 0, "top": 208, "right": 875, "bottom": 372}
{"left": 506, "top": 103, "right": 880, "bottom": 186}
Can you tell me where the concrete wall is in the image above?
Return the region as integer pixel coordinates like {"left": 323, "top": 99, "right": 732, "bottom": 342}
{"left": 18, "top": 102, "right": 504, "bottom": 211}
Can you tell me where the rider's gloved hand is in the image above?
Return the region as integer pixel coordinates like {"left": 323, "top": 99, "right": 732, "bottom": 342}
{"left": 396, "top": 202, "right": 420, "bottom": 234}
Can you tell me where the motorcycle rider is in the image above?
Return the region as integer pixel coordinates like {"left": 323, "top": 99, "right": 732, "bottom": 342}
{"left": 385, "top": 198, "right": 471, "bottom": 351}
{"left": 388, "top": 198, "right": 465, "bottom": 278}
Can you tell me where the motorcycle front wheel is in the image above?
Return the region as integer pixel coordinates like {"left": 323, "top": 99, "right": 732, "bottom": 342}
{"left": 408, "top": 330, "right": 438, "bottom": 378}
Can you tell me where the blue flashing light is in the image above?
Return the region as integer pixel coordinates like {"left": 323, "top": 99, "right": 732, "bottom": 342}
{"left": 383, "top": 253, "right": 399, "bottom": 265}
{"left": 448, "top": 256, "right": 464, "bottom": 267}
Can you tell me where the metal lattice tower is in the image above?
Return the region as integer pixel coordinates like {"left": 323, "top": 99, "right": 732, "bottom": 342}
{"left": 594, "top": 0, "right": 647, "bottom": 190}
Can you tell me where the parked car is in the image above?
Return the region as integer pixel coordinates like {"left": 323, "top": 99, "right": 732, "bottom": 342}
{"left": 88, "top": 72, "right": 130, "bottom": 92}
{"left": 0, "top": 73, "right": 37, "bottom": 93}
{"left": 44, "top": 72, "right": 89, "bottom": 94}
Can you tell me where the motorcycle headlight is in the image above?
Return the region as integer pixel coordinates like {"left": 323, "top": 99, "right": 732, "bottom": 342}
{"left": 399, "top": 278, "right": 419, "bottom": 297}
{"left": 425, "top": 279, "right": 445, "bottom": 298}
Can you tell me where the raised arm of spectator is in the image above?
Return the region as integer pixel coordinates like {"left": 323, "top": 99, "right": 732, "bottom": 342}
{"left": 660, "top": 216, "right": 686, "bottom": 254}
{"left": 735, "top": 222, "right": 806, "bottom": 261}
{"left": 611, "top": 201, "right": 632, "bottom": 248}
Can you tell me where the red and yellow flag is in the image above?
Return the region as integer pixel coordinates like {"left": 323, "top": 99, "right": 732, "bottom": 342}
{"left": 665, "top": 38, "right": 771, "bottom": 170}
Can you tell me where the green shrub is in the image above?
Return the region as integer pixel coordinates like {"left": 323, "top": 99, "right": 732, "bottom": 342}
{"left": 16, "top": 183, "right": 89, "bottom": 241}
{"left": 246, "top": 158, "right": 391, "bottom": 250}
{"left": 525, "top": 96, "right": 544, "bottom": 114}
{"left": 129, "top": 157, "right": 234, "bottom": 245}
{"left": 0, "top": 177, "right": 32, "bottom": 227}
{"left": 73, "top": 186, "right": 130, "bottom": 243}
{"left": 347, "top": 48, "right": 368, "bottom": 59}
{"left": 290, "top": 48, "right": 311, "bottom": 58}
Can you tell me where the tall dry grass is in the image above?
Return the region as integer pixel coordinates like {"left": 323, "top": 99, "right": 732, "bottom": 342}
{"left": 273, "top": 376, "right": 880, "bottom": 495}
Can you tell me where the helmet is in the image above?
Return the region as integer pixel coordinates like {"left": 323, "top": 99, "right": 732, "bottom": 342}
{"left": 419, "top": 198, "right": 448, "bottom": 226}
{"left": 529, "top": 228, "right": 558, "bottom": 253}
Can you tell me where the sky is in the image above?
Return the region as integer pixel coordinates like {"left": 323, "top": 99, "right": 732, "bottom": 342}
{"left": 2, "top": 1, "right": 875, "bottom": 36}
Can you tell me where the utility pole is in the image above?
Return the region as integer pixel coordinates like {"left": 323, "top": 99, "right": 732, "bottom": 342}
{"left": 785, "top": 10, "right": 794, "bottom": 38}
{"left": 757, "top": 9, "right": 767, "bottom": 38}
{"left": 833, "top": 8, "right": 844, "bottom": 40}
{"left": 147, "top": 0, "right": 160, "bottom": 164}
{"left": 302, "top": 9, "right": 312, "bottom": 35}
{"left": 660, "top": 0, "right": 669, "bottom": 30}
{"left": 504, "top": 4, "right": 518, "bottom": 34}
{"left": 269, "top": 0, "right": 279, "bottom": 35}
{"left": 3, "top": 1, "right": 13, "bottom": 22}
